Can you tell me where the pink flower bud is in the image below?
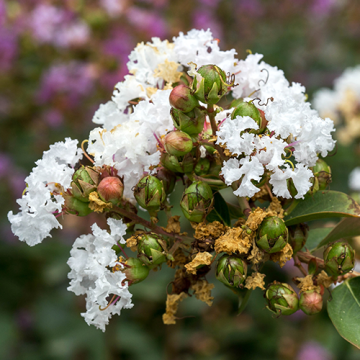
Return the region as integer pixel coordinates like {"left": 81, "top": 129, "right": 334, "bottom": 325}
{"left": 164, "top": 130, "right": 193, "bottom": 157}
{"left": 97, "top": 176, "right": 124, "bottom": 205}
{"left": 169, "top": 84, "right": 198, "bottom": 112}
{"left": 299, "top": 290, "right": 323, "bottom": 315}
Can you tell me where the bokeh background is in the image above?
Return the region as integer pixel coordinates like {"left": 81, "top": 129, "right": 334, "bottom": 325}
{"left": 2, "top": 0, "right": 360, "bottom": 359}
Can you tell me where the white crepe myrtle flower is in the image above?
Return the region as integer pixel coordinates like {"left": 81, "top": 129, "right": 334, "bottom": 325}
{"left": 349, "top": 167, "right": 360, "bottom": 191}
{"left": 8, "top": 138, "right": 82, "bottom": 246}
{"left": 67, "top": 218, "right": 133, "bottom": 331}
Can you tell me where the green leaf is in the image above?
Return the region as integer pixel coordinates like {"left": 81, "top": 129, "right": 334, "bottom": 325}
{"left": 284, "top": 191, "right": 360, "bottom": 226}
{"left": 227, "top": 202, "right": 245, "bottom": 220}
{"left": 206, "top": 192, "right": 231, "bottom": 226}
{"left": 305, "top": 227, "right": 333, "bottom": 252}
{"left": 327, "top": 277, "right": 360, "bottom": 349}
{"left": 317, "top": 217, "right": 360, "bottom": 248}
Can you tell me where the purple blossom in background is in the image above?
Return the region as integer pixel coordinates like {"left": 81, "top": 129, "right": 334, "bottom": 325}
{"left": 0, "top": 29, "right": 17, "bottom": 72}
{"left": 28, "top": 4, "right": 89, "bottom": 48}
{"left": 237, "top": 0, "right": 263, "bottom": 17}
{"left": 43, "top": 109, "right": 64, "bottom": 128}
{"left": 0, "top": 153, "right": 11, "bottom": 178}
{"left": 137, "top": 0, "right": 169, "bottom": 8}
{"left": 297, "top": 341, "right": 332, "bottom": 360}
{"left": 193, "top": 9, "right": 223, "bottom": 39}
{"left": 37, "top": 62, "right": 95, "bottom": 107}
{"left": 198, "top": 0, "right": 222, "bottom": 8}
{"left": 310, "top": 0, "right": 335, "bottom": 17}
{"left": 0, "top": 0, "right": 6, "bottom": 26}
{"left": 126, "top": 7, "right": 167, "bottom": 38}
{"left": 100, "top": 0, "right": 126, "bottom": 17}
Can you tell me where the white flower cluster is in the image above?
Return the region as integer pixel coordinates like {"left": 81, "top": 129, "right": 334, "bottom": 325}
{"left": 314, "top": 65, "right": 360, "bottom": 122}
{"left": 67, "top": 218, "right": 133, "bottom": 331}
{"left": 8, "top": 138, "right": 82, "bottom": 246}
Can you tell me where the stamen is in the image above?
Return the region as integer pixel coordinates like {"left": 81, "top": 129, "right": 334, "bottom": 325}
{"left": 99, "top": 294, "right": 117, "bottom": 311}
{"left": 22, "top": 184, "right": 28, "bottom": 197}
{"left": 246, "top": 49, "right": 252, "bottom": 54}
{"left": 258, "top": 69, "right": 269, "bottom": 86}
{"left": 81, "top": 140, "right": 95, "bottom": 164}
{"left": 284, "top": 148, "right": 293, "bottom": 158}
{"left": 214, "top": 66, "right": 236, "bottom": 87}
{"left": 285, "top": 160, "right": 295, "bottom": 171}
{"left": 248, "top": 89, "right": 260, "bottom": 97}
{"left": 153, "top": 132, "right": 165, "bottom": 149}
{"left": 250, "top": 97, "right": 274, "bottom": 107}
{"left": 117, "top": 241, "right": 129, "bottom": 259}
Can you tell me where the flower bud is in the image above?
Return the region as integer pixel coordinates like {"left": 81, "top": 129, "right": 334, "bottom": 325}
{"left": 231, "top": 101, "right": 262, "bottom": 128}
{"left": 134, "top": 175, "right": 166, "bottom": 213}
{"left": 194, "top": 157, "right": 210, "bottom": 176}
{"left": 71, "top": 166, "right": 99, "bottom": 202}
{"left": 164, "top": 130, "right": 193, "bottom": 157}
{"left": 97, "top": 176, "right": 123, "bottom": 205}
{"left": 171, "top": 107, "right": 206, "bottom": 135}
{"left": 288, "top": 176, "right": 318, "bottom": 199}
{"left": 256, "top": 216, "right": 289, "bottom": 253}
{"left": 323, "top": 241, "right": 355, "bottom": 277}
{"left": 193, "top": 64, "right": 228, "bottom": 104}
{"left": 121, "top": 258, "right": 149, "bottom": 284}
{"left": 169, "top": 84, "right": 199, "bottom": 112}
{"left": 216, "top": 254, "right": 247, "bottom": 288}
{"left": 312, "top": 158, "right": 331, "bottom": 190}
{"left": 63, "top": 193, "right": 92, "bottom": 216}
{"left": 288, "top": 223, "right": 309, "bottom": 253}
{"left": 180, "top": 181, "right": 213, "bottom": 223}
{"left": 155, "top": 167, "right": 176, "bottom": 195}
{"left": 299, "top": 289, "right": 323, "bottom": 315}
{"left": 161, "top": 152, "right": 195, "bottom": 174}
{"left": 137, "top": 234, "right": 168, "bottom": 268}
{"left": 265, "top": 282, "right": 299, "bottom": 316}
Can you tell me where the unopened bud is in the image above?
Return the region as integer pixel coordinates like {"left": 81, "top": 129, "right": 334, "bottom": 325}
{"left": 134, "top": 175, "right": 166, "bottom": 213}
{"left": 299, "top": 289, "right": 323, "bottom": 315}
{"left": 194, "top": 157, "right": 210, "bottom": 176}
{"left": 63, "top": 193, "right": 92, "bottom": 216}
{"left": 71, "top": 166, "right": 99, "bottom": 202}
{"left": 288, "top": 223, "right": 309, "bottom": 253}
{"left": 137, "top": 234, "right": 168, "bottom": 268}
{"left": 265, "top": 282, "right": 299, "bottom": 316}
{"left": 171, "top": 107, "right": 206, "bottom": 135}
{"left": 121, "top": 258, "right": 149, "bottom": 284}
{"left": 164, "top": 130, "right": 193, "bottom": 157}
{"left": 216, "top": 254, "right": 247, "bottom": 288}
{"left": 180, "top": 181, "right": 213, "bottom": 223}
{"left": 170, "top": 84, "right": 199, "bottom": 112}
{"left": 312, "top": 158, "right": 332, "bottom": 190}
{"left": 257, "top": 216, "right": 288, "bottom": 253}
{"left": 160, "top": 152, "right": 195, "bottom": 174}
{"left": 323, "top": 241, "right": 355, "bottom": 277}
{"left": 97, "top": 176, "right": 124, "bottom": 205}
{"left": 231, "top": 101, "right": 262, "bottom": 128}
{"left": 193, "top": 64, "right": 228, "bottom": 104}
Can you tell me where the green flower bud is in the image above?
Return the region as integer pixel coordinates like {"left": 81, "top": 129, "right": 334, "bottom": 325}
{"left": 180, "top": 181, "right": 213, "bottom": 222}
{"left": 312, "top": 158, "right": 332, "bottom": 190}
{"left": 288, "top": 176, "right": 318, "bottom": 199}
{"left": 194, "top": 157, "right": 211, "bottom": 176}
{"left": 257, "top": 216, "right": 289, "bottom": 253}
{"left": 137, "top": 234, "right": 168, "bottom": 268}
{"left": 122, "top": 258, "right": 149, "bottom": 284}
{"left": 288, "top": 223, "right": 309, "bottom": 253}
{"left": 97, "top": 176, "right": 124, "bottom": 205}
{"left": 299, "top": 289, "right": 323, "bottom": 315}
{"left": 169, "top": 84, "right": 199, "bottom": 112}
{"left": 161, "top": 152, "right": 195, "bottom": 174}
{"left": 171, "top": 107, "right": 206, "bottom": 135}
{"left": 265, "top": 282, "right": 299, "bottom": 316}
{"left": 63, "top": 193, "right": 92, "bottom": 216}
{"left": 155, "top": 167, "right": 176, "bottom": 195}
{"left": 193, "top": 64, "right": 228, "bottom": 104}
{"left": 216, "top": 254, "right": 247, "bottom": 288}
{"left": 323, "top": 242, "right": 355, "bottom": 277}
{"left": 231, "top": 101, "right": 262, "bottom": 128}
{"left": 164, "top": 130, "right": 193, "bottom": 157}
{"left": 134, "top": 176, "right": 166, "bottom": 213}
{"left": 71, "top": 166, "right": 99, "bottom": 202}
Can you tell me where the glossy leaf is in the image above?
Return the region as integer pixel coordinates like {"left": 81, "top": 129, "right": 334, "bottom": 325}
{"left": 317, "top": 217, "right": 360, "bottom": 248}
{"left": 284, "top": 191, "right": 360, "bottom": 226}
{"left": 206, "top": 191, "right": 231, "bottom": 226}
{"left": 327, "top": 277, "right": 360, "bottom": 349}
{"left": 305, "top": 227, "right": 332, "bottom": 252}
{"left": 227, "top": 203, "right": 245, "bottom": 220}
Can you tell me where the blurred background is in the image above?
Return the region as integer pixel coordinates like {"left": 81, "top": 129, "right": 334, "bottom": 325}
{"left": 2, "top": 0, "right": 360, "bottom": 359}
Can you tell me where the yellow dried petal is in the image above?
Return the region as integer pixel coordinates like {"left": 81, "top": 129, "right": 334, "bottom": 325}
{"left": 267, "top": 197, "right": 284, "bottom": 219}
{"left": 162, "top": 215, "right": 181, "bottom": 234}
{"left": 88, "top": 191, "right": 112, "bottom": 213}
{"left": 317, "top": 270, "right": 334, "bottom": 288}
{"left": 154, "top": 59, "right": 182, "bottom": 84}
{"left": 162, "top": 292, "right": 188, "bottom": 325}
{"left": 194, "top": 221, "right": 227, "bottom": 240}
{"left": 270, "top": 243, "right": 293, "bottom": 268}
{"left": 146, "top": 86, "right": 158, "bottom": 97}
{"left": 190, "top": 280, "right": 215, "bottom": 306}
{"left": 185, "top": 252, "right": 212, "bottom": 275}
{"left": 296, "top": 275, "right": 320, "bottom": 293}
{"left": 247, "top": 239, "right": 269, "bottom": 265}
{"left": 245, "top": 272, "right": 266, "bottom": 290}
{"left": 167, "top": 248, "right": 189, "bottom": 269}
{"left": 214, "top": 227, "right": 251, "bottom": 255}
{"left": 126, "top": 236, "right": 138, "bottom": 252}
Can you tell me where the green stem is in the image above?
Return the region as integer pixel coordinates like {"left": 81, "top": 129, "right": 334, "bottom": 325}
{"left": 238, "top": 289, "right": 253, "bottom": 315}
{"left": 207, "top": 104, "right": 217, "bottom": 135}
